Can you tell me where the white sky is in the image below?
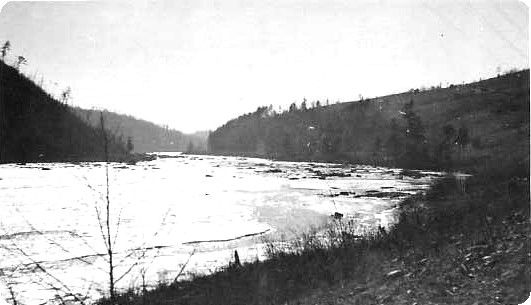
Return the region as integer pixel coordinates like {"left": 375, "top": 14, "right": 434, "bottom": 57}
{"left": 0, "top": 0, "right": 528, "bottom": 133}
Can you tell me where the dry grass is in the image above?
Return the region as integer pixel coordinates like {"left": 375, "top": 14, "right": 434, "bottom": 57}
{"left": 98, "top": 160, "right": 529, "bottom": 304}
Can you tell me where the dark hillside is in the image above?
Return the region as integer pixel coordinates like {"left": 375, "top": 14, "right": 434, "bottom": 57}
{"left": 0, "top": 60, "right": 127, "bottom": 163}
{"left": 208, "top": 70, "right": 529, "bottom": 170}
{"left": 73, "top": 108, "right": 208, "bottom": 153}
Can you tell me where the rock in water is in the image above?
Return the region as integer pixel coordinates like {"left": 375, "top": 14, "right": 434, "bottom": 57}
{"left": 386, "top": 270, "right": 404, "bottom": 279}
{"left": 332, "top": 212, "right": 344, "bottom": 219}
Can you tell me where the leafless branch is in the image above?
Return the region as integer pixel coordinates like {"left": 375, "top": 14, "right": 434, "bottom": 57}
{"left": 13, "top": 207, "right": 105, "bottom": 269}
{"left": 94, "top": 205, "right": 110, "bottom": 251}
{"left": 173, "top": 249, "right": 196, "bottom": 283}
{"left": 111, "top": 207, "right": 124, "bottom": 249}
{"left": 9, "top": 244, "right": 86, "bottom": 305}
{"left": 117, "top": 207, "right": 172, "bottom": 266}
{"left": 7, "top": 285, "right": 18, "bottom": 305}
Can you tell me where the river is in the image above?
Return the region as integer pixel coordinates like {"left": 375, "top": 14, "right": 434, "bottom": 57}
{"left": 0, "top": 153, "right": 442, "bottom": 304}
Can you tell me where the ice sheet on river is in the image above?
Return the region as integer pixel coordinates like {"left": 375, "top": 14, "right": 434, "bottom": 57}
{"left": 0, "top": 154, "right": 442, "bottom": 303}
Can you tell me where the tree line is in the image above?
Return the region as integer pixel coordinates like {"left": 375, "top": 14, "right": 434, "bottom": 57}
{"left": 208, "top": 99, "right": 449, "bottom": 169}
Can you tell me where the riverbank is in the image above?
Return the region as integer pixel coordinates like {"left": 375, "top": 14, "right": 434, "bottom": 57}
{"left": 293, "top": 164, "right": 530, "bottom": 305}
{"left": 185, "top": 150, "right": 410, "bottom": 169}
{"left": 98, "top": 157, "right": 529, "bottom": 304}
{"left": 1, "top": 152, "right": 157, "bottom": 165}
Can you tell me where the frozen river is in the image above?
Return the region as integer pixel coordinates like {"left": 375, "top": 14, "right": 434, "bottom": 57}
{"left": 0, "top": 153, "right": 442, "bottom": 304}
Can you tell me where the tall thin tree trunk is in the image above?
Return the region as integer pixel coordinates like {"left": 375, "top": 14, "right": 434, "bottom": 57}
{"left": 100, "top": 112, "right": 115, "bottom": 301}
{"left": 0, "top": 64, "right": 6, "bottom": 162}
{"left": 106, "top": 163, "right": 115, "bottom": 301}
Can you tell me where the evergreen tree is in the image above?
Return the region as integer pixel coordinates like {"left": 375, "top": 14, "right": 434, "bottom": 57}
{"left": 1, "top": 41, "right": 10, "bottom": 60}
{"left": 126, "top": 136, "right": 134, "bottom": 154}
{"left": 300, "top": 98, "right": 307, "bottom": 111}
{"left": 402, "top": 100, "right": 427, "bottom": 166}
{"left": 289, "top": 103, "right": 298, "bottom": 112}
{"left": 187, "top": 141, "right": 195, "bottom": 153}
{"left": 443, "top": 124, "right": 456, "bottom": 142}
{"left": 456, "top": 126, "right": 470, "bottom": 160}
{"left": 456, "top": 126, "right": 469, "bottom": 148}
{"left": 436, "top": 124, "right": 456, "bottom": 168}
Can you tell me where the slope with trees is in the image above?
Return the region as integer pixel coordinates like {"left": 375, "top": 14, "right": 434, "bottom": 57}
{"left": 0, "top": 58, "right": 128, "bottom": 163}
{"left": 208, "top": 70, "right": 529, "bottom": 170}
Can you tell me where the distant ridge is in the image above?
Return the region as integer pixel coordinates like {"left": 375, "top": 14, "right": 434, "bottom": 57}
{"left": 73, "top": 108, "right": 208, "bottom": 153}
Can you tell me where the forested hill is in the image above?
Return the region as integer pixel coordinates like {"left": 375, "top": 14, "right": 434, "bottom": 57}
{"left": 73, "top": 108, "right": 208, "bottom": 153}
{"left": 208, "top": 70, "right": 529, "bottom": 170}
{"left": 0, "top": 60, "right": 128, "bottom": 163}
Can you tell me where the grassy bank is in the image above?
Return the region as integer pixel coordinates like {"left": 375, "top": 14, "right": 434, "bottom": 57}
{"left": 292, "top": 163, "right": 529, "bottom": 305}
{"left": 98, "top": 157, "right": 529, "bottom": 304}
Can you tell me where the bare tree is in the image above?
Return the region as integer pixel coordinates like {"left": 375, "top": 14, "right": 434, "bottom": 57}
{"left": 0, "top": 224, "right": 89, "bottom": 305}
{"left": 15, "top": 56, "right": 26, "bottom": 70}
{"left": 98, "top": 112, "right": 115, "bottom": 301}
{"left": 96, "top": 113, "right": 172, "bottom": 300}
{"left": 61, "top": 87, "right": 72, "bottom": 105}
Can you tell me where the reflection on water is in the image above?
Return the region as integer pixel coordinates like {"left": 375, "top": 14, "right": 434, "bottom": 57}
{"left": 0, "top": 153, "right": 442, "bottom": 303}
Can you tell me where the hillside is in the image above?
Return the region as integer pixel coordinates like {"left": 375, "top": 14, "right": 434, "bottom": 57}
{"left": 208, "top": 70, "right": 529, "bottom": 171}
{"left": 73, "top": 108, "right": 208, "bottom": 153}
{"left": 0, "top": 60, "right": 128, "bottom": 163}
{"left": 103, "top": 70, "right": 530, "bottom": 305}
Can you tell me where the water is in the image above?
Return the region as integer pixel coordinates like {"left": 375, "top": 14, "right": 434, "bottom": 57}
{"left": 0, "top": 153, "right": 442, "bottom": 304}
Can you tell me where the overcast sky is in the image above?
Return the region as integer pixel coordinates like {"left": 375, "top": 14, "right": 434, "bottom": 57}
{"left": 0, "top": 0, "right": 528, "bottom": 133}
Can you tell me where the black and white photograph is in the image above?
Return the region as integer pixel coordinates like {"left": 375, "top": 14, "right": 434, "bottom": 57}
{"left": 0, "top": 0, "right": 529, "bottom": 304}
